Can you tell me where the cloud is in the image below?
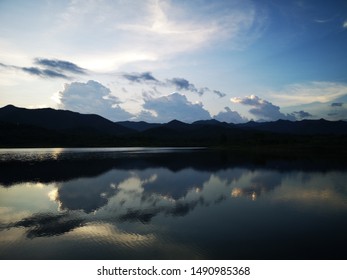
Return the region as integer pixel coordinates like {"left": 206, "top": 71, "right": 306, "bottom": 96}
{"left": 168, "top": 78, "right": 197, "bottom": 92}
{"left": 281, "top": 92, "right": 347, "bottom": 121}
{"left": 14, "top": 0, "right": 262, "bottom": 73}
{"left": 167, "top": 78, "right": 227, "bottom": 97}
{"left": 327, "top": 101, "right": 347, "bottom": 120}
{"left": 231, "top": 95, "right": 295, "bottom": 121}
{"left": 112, "top": 0, "right": 263, "bottom": 66}
{"left": 58, "top": 80, "right": 133, "bottom": 121}
{"left": 138, "top": 92, "right": 211, "bottom": 123}
{"left": 213, "top": 107, "right": 247, "bottom": 123}
{"left": 121, "top": 72, "right": 227, "bottom": 98}
{"left": 22, "top": 67, "right": 69, "bottom": 79}
{"left": 331, "top": 102, "right": 343, "bottom": 107}
{"left": 34, "top": 58, "right": 86, "bottom": 74}
{"left": 1, "top": 58, "right": 86, "bottom": 80}
{"left": 11, "top": 212, "right": 85, "bottom": 238}
{"left": 269, "top": 82, "right": 347, "bottom": 106}
{"left": 291, "top": 110, "right": 313, "bottom": 120}
{"left": 123, "top": 72, "right": 158, "bottom": 83}
{"left": 0, "top": 0, "right": 266, "bottom": 75}
{"left": 213, "top": 90, "right": 227, "bottom": 98}
{"left": 343, "top": 20, "right": 347, "bottom": 29}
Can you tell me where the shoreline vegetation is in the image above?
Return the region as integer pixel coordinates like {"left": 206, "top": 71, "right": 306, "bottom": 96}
{"left": 1, "top": 104, "right": 347, "bottom": 158}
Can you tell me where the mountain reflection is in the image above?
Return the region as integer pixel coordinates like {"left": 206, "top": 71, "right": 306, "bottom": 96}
{"left": 2, "top": 148, "right": 347, "bottom": 187}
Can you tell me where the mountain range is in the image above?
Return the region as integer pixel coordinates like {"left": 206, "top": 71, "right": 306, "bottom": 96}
{"left": 1, "top": 104, "right": 347, "bottom": 148}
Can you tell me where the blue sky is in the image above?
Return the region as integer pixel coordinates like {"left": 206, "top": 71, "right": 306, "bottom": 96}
{"left": 1, "top": 0, "right": 347, "bottom": 123}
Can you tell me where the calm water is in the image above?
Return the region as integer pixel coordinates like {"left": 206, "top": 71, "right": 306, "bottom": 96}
{"left": 1, "top": 148, "right": 347, "bottom": 259}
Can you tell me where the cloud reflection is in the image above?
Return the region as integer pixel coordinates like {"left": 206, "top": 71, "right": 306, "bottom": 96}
{"left": 9, "top": 212, "right": 85, "bottom": 239}
{"left": 2, "top": 164, "right": 347, "bottom": 242}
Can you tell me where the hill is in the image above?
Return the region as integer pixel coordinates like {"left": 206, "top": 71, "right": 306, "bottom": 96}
{"left": 1, "top": 105, "right": 347, "bottom": 150}
{"left": 0, "top": 105, "right": 134, "bottom": 135}
{"left": 116, "top": 120, "right": 161, "bottom": 132}
{"left": 237, "top": 119, "right": 347, "bottom": 135}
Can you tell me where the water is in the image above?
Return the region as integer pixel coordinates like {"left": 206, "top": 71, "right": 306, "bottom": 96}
{"left": 1, "top": 148, "right": 347, "bottom": 259}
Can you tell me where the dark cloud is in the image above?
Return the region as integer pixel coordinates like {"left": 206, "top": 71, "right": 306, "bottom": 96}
{"left": 331, "top": 102, "right": 343, "bottom": 107}
{"left": 121, "top": 72, "right": 226, "bottom": 98}
{"left": 2, "top": 58, "right": 85, "bottom": 79}
{"left": 213, "top": 106, "right": 247, "bottom": 123}
{"left": 231, "top": 95, "right": 296, "bottom": 121}
{"left": 0, "top": 63, "right": 69, "bottom": 79}
{"left": 139, "top": 92, "right": 211, "bottom": 123}
{"left": 169, "top": 78, "right": 197, "bottom": 92}
{"left": 22, "top": 67, "right": 69, "bottom": 79}
{"left": 118, "top": 209, "right": 160, "bottom": 224}
{"left": 167, "top": 78, "right": 226, "bottom": 97}
{"left": 291, "top": 110, "right": 313, "bottom": 119}
{"left": 213, "top": 90, "right": 227, "bottom": 98}
{"left": 123, "top": 72, "right": 158, "bottom": 83}
{"left": 59, "top": 80, "right": 134, "bottom": 121}
{"left": 0, "top": 62, "right": 18, "bottom": 70}
{"left": 34, "top": 58, "right": 86, "bottom": 74}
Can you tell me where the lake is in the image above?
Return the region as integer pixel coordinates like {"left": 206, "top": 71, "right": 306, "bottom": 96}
{"left": 1, "top": 147, "right": 347, "bottom": 259}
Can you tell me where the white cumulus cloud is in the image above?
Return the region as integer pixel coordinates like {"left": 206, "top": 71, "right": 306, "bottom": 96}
{"left": 58, "top": 80, "right": 133, "bottom": 121}
{"left": 138, "top": 92, "right": 211, "bottom": 123}
{"left": 213, "top": 107, "right": 248, "bottom": 123}
{"left": 231, "top": 95, "right": 295, "bottom": 121}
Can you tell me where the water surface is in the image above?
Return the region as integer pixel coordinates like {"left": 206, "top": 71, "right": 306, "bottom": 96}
{"left": 1, "top": 148, "right": 347, "bottom": 259}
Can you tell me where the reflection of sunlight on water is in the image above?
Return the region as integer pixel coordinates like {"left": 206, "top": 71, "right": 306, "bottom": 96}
{"left": 69, "top": 223, "right": 156, "bottom": 248}
{"left": 271, "top": 187, "right": 347, "bottom": 208}
{"left": 51, "top": 148, "right": 64, "bottom": 160}
{"left": 231, "top": 188, "right": 257, "bottom": 201}
{"left": 231, "top": 188, "right": 242, "bottom": 197}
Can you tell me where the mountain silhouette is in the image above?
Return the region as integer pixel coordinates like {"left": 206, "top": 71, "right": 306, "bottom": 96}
{"left": 1, "top": 104, "right": 347, "bottom": 148}
{"left": 0, "top": 105, "right": 134, "bottom": 135}
{"left": 237, "top": 119, "right": 347, "bottom": 135}
{"left": 116, "top": 121, "right": 161, "bottom": 132}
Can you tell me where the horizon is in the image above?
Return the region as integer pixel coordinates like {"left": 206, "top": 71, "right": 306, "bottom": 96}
{"left": 1, "top": 0, "right": 347, "bottom": 123}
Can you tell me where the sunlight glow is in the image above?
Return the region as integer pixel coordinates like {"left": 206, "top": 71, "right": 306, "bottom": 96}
{"left": 231, "top": 188, "right": 242, "bottom": 197}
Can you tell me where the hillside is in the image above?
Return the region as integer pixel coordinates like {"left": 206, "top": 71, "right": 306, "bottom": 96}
{"left": 1, "top": 105, "right": 347, "bottom": 150}
{"left": 0, "top": 105, "right": 134, "bottom": 135}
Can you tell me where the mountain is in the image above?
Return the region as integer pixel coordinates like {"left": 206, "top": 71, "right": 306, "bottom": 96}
{"left": 1, "top": 104, "right": 347, "bottom": 148}
{"left": 116, "top": 120, "right": 161, "bottom": 132}
{"left": 237, "top": 119, "right": 347, "bottom": 135}
{"left": 0, "top": 105, "right": 134, "bottom": 135}
{"left": 192, "top": 119, "right": 232, "bottom": 128}
{"left": 139, "top": 118, "right": 245, "bottom": 147}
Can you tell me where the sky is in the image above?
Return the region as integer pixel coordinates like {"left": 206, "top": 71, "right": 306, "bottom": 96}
{"left": 1, "top": 0, "right": 347, "bottom": 123}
